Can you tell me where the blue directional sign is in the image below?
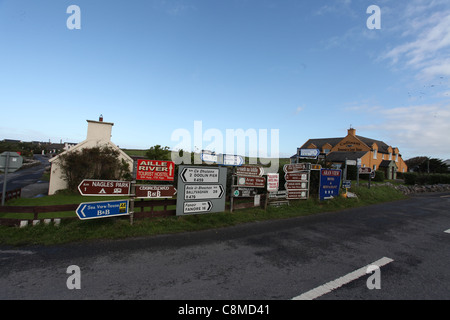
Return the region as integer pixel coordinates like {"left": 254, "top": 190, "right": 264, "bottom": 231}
{"left": 75, "top": 199, "right": 129, "bottom": 220}
{"left": 319, "top": 169, "right": 342, "bottom": 200}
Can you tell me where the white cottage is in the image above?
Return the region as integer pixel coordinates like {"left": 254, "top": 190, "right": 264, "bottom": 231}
{"left": 48, "top": 116, "right": 133, "bottom": 195}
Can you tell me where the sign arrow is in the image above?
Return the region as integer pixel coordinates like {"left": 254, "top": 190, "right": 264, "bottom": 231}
{"left": 184, "top": 185, "right": 224, "bottom": 200}
{"left": 75, "top": 200, "right": 129, "bottom": 220}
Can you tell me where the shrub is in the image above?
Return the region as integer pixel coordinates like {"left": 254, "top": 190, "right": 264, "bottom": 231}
{"left": 373, "top": 170, "right": 385, "bottom": 182}
{"left": 56, "top": 146, "right": 131, "bottom": 192}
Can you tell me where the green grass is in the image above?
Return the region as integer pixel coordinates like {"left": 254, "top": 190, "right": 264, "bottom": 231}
{"left": 0, "top": 186, "right": 407, "bottom": 246}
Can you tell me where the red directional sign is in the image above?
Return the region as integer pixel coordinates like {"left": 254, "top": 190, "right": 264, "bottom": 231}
{"left": 135, "top": 185, "right": 177, "bottom": 198}
{"left": 136, "top": 160, "right": 175, "bottom": 181}
{"left": 78, "top": 179, "right": 131, "bottom": 196}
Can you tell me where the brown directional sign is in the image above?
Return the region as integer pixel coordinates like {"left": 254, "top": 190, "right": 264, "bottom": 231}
{"left": 284, "top": 171, "right": 309, "bottom": 181}
{"left": 235, "top": 165, "right": 264, "bottom": 177}
{"left": 359, "top": 167, "right": 372, "bottom": 174}
{"left": 283, "top": 163, "right": 311, "bottom": 173}
{"left": 135, "top": 185, "right": 177, "bottom": 198}
{"left": 78, "top": 179, "right": 131, "bottom": 196}
{"left": 285, "top": 181, "right": 309, "bottom": 190}
{"left": 286, "top": 189, "right": 309, "bottom": 200}
{"left": 236, "top": 176, "right": 266, "bottom": 188}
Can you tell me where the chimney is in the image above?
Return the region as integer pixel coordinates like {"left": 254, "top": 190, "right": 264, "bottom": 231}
{"left": 99, "top": 114, "right": 103, "bottom": 122}
{"left": 348, "top": 127, "right": 356, "bottom": 137}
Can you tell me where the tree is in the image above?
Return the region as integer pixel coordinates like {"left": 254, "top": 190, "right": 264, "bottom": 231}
{"left": 56, "top": 146, "right": 131, "bottom": 192}
{"left": 145, "top": 145, "right": 171, "bottom": 160}
{"left": 406, "top": 156, "right": 448, "bottom": 173}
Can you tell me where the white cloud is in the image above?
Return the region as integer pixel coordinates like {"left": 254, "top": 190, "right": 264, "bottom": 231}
{"left": 382, "top": 7, "right": 450, "bottom": 80}
{"left": 358, "top": 103, "right": 450, "bottom": 159}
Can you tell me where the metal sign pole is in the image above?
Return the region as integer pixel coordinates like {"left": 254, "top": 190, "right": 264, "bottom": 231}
{"left": 1, "top": 153, "right": 10, "bottom": 206}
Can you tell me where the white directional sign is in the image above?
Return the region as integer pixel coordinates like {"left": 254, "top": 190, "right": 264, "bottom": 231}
{"left": 183, "top": 201, "right": 213, "bottom": 214}
{"left": 180, "top": 167, "right": 219, "bottom": 183}
{"left": 184, "top": 184, "right": 224, "bottom": 200}
{"left": 221, "top": 154, "right": 244, "bottom": 166}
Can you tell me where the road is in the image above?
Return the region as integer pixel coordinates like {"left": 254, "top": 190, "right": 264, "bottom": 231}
{"left": 0, "top": 154, "right": 49, "bottom": 195}
{"left": 0, "top": 192, "right": 449, "bottom": 302}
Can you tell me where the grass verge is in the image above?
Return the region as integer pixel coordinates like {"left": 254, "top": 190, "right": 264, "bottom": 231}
{"left": 0, "top": 186, "right": 407, "bottom": 246}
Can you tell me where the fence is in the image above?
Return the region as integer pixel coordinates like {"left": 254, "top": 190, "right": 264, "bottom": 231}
{"left": 4, "top": 188, "right": 22, "bottom": 202}
{"left": 0, "top": 196, "right": 265, "bottom": 226}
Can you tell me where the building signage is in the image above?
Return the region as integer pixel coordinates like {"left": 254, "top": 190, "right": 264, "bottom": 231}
{"left": 135, "top": 185, "right": 177, "bottom": 198}
{"left": 136, "top": 160, "right": 175, "bottom": 181}
{"left": 176, "top": 166, "right": 227, "bottom": 215}
{"left": 78, "top": 179, "right": 131, "bottom": 196}
{"left": 75, "top": 200, "right": 129, "bottom": 220}
{"left": 319, "top": 169, "right": 342, "bottom": 200}
{"left": 236, "top": 176, "right": 266, "bottom": 188}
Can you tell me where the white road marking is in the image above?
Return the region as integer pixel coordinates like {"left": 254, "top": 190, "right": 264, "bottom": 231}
{"left": 0, "top": 250, "right": 34, "bottom": 255}
{"left": 292, "top": 257, "right": 394, "bottom": 300}
{"left": 444, "top": 229, "right": 450, "bottom": 234}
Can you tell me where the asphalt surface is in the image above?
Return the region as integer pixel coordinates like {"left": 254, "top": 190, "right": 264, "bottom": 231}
{"left": 0, "top": 155, "right": 49, "bottom": 198}
{"left": 0, "top": 192, "right": 449, "bottom": 301}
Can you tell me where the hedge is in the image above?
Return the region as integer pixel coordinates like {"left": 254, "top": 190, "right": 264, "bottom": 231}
{"left": 403, "top": 172, "right": 450, "bottom": 185}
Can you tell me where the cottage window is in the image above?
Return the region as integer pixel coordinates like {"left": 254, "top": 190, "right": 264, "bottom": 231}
{"left": 373, "top": 149, "right": 377, "bottom": 159}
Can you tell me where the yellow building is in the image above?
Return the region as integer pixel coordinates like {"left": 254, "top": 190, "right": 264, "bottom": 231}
{"left": 293, "top": 128, "right": 408, "bottom": 179}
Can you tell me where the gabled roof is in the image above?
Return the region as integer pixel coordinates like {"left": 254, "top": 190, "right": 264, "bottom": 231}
{"left": 356, "top": 135, "right": 390, "bottom": 153}
{"left": 300, "top": 137, "right": 344, "bottom": 150}
{"left": 325, "top": 151, "right": 368, "bottom": 162}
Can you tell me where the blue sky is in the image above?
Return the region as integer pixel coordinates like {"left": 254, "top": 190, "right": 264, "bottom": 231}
{"left": 1, "top": 0, "right": 449, "bottom": 160}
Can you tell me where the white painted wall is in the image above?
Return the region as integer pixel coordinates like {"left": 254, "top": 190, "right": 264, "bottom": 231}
{"left": 48, "top": 119, "right": 133, "bottom": 195}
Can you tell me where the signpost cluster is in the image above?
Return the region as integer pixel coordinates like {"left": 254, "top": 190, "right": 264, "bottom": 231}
{"left": 231, "top": 164, "right": 265, "bottom": 212}
{"left": 76, "top": 160, "right": 177, "bottom": 222}
{"left": 73, "top": 151, "right": 373, "bottom": 222}
{"left": 283, "top": 163, "right": 312, "bottom": 200}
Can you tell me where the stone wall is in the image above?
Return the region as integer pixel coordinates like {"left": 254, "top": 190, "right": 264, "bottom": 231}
{"left": 360, "top": 182, "right": 450, "bottom": 195}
